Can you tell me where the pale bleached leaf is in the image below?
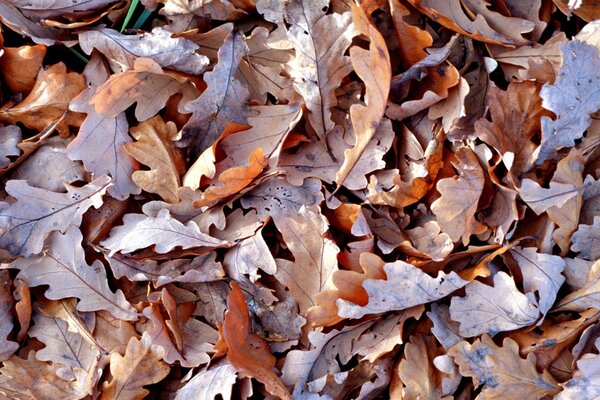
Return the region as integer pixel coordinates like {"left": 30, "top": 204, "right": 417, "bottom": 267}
{"left": 0, "top": 175, "right": 110, "bottom": 257}
{"left": 571, "top": 216, "right": 600, "bottom": 260}
{"left": 337, "top": 260, "right": 468, "bottom": 319}
{"left": 175, "top": 361, "right": 237, "bottom": 400}
{"left": 519, "top": 178, "right": 580, "bottom": 215}
{"left": 449, "top": 272, "right": 539, "bottom": 337}
{"left": 0, "top": 125, "right": 21, "bottom": 169}
{"left": 8, "top": 227, "right": 138, "bottom": 320}
{"left": 101, "top": 209, "right": 228, "bottom": 256}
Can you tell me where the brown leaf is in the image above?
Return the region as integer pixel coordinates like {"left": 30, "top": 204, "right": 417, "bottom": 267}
{"left": 223, "top": 282, "right": 292, "bottom": 400}
{"left": 0, "top": 43, "right": 45, "bottom": 94}
{"left": 335, "top": 4, "right": 390, "bottom": 189}
{"left": 100, "top": 337, "right": 170, "bottom": 400}
{"left": 0, "top": 63, "right": 85, "bottom": 136}
{"left": 124, "top": 115, "right": 185, "bottom": 203}
{"left": 0, "top": 175, "right": 110, "bottom": 256}
{"left": 448, "top": 335, "right": 560, "bottom": 399}
{"left": 431, "top": 146, "right": 487, "bottom": 246}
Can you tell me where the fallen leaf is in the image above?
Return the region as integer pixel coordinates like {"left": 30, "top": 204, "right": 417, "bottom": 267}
{"left": 0, "top": 43, "right": 45, "bottom": 94}
{"left": 448, "top": 335, "right": 559, "bottom": 399}
{"left": 571, "top": 215, "right": 600, "bottom": 260}
{"left": 0, "top": 124, "right": 21, "bottom": 169}
{"left": 0, "top": 175, "right": 110, "bottom": 256}
{"left": 223, "top": 282, "right": 291, "bottom": 400}
{"left": 0, "top": 271, "right": 18, "bottom": 361}
{"left": 536, "top": 40, "right": 600, "bottom": 163}
{"left": 223, "top": 227, "right": 277, "bottom": 282}
{"left": 174, "top": 360, "right": 237, "bottom": 400}
{"left": 555, "top": 338, "right": 600, "bottom": 399}
{"left": 431, "top": 146, "right": 487, "bottom": 246}
{"left": 79, "top": 27, "right": 209, "bottom": 74}
{"left": 336, "top": 259, "right": 468, "bottom": 319}
{"left": 124, "top": 115, "right": 185, "bottom": 203}
{"left": 100, "top": 337, "right": 170, "bottom": 400}
{"left": 449, "top": 271, "right": 539, "bottom": 337}
{"left": 0, "top": 62, "right": 85, "bottom": 136}
{"left": 518, "top": 178, "right": 580, "bottom": 215}
{"left": 7, "top": 227, "right": 138, "bottom": 320}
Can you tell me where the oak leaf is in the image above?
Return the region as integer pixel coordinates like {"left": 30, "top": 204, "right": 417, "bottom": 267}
{"left": 448, "top": 335, "right": 559, "bottom": 399}
{"left": 124, "top": 115, "right": 185, "bottom": 203}
{"left": 555, "top": 338, "right": 600, "bottom": 399}
{"left": 100, "top": 337, "right": 170, "bottom": 400}
{"left": 0, "top": 175, "right": 110, "bottom": 257}
{"left": 556, "top": 253, "right": 600, "bottom": 311}
{"left": 79, "top": 27, "right": 209, "bottom": 75}
{"left": 0, "top": 271, "right": 18, "bottom": 361}
{"left": 0, "top": 43, "right": 45, "bottom": 94}
{"left": 0, "top": 124, "right": 21, "bottom": 169}
{"left": 536, "top": 40, "right": 600, "bottom": 163}
{"left": 431, "top": 146, "right": 487, "bottom": 246}
{"left": 7, "top": 227, "right": 138, "bottom": 320}
{"left": 174, "top": 361, "right": 237, "bottom": 400}
{"left": 0, "top": 62, "right": 85, "bottom": 136}
{"left": 89, "top": 57, "right": 186, "bottom": 121}
{"left": 518, "top": 178, "right": 580, "bottom": 215}
{"left": 68, "top": 52, "right": 140, "bottom": 200}
{"left": 285, "top": 0, "right": 356, "bottom": 139}
{"left": 223, "top": 227, "right": 277, "bottom": 282}
{"left": 336, "top": 259, "right": 468, "bottom": 319}
{"left": 223, "top": 282, "right": 291, "bottom": 400}
{"left": 101, "top": 209, "right": 228, "bottom": 256}
{"left": 449, "top": 271, "right": 539, "bottom": 337}
{"left": 571, "top": 215, "right": 600, "bottom": 260}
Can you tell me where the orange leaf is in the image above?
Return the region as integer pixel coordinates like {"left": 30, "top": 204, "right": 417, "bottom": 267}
{"left": 223, "top": 282, "right": 291, "bottom": 400}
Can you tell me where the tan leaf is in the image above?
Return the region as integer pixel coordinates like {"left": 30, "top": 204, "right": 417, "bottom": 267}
{"left": 0, "top": 43, "right": 45, "bottom": 94}
{"left": 0, "top": 125, "right": 21, "bottom": 169}
{"left": 571, "top": 215, "right": 600, "bottom": 261}
{"left": 0, "top": 351, "right": 91, "bottom": 400}
{"left": 556, "top": 252, "right": 600, "bottom": 311}
{"left": 223, "top": 227, "right": 277, "bottom": 282}
{"left": 448, "top": 336, "right": 559, "bottom": 399}
{"left": 431, "top": 146, "right": 487, "bottom": 245}
{"left": 449, "top": 271, "right": 539, "bottom": 337}
{"left": 68, "top": 52, "right": 140, "bottom": 200}
{"left": 554, "top": 0, "right": 600, "bottom": 21}
{"left": 100, "top": 337, "right": 170, "bottom": 400}
{"left": 285, "top": 0, "right": 356, "bottom": 139}
{"left": 274, "top": 206, "right": 340, "bottom": 314}
{"left": 335, "top": 4, "right": 390, "bottom": 189}
{"left": 174, "top": 360, "right": 237, "bottom": 400}
{"left": 0, "top": 62, "right": 85, "bottom": 136}
{"left": 223, "top": 282, "right": 292, "bottom": 400}
{"left": 536, "top": 40, "right": 600, "bottom": 163}
{"left": 0, "top": 175, "right": 110, "bottom": 257}
{"left": 143, "top": 289, "right": 217, "bottom": 368}
{"left": 337, "top": 259, "right": 468, "bottom": 319}
{"left": 406, "top": 0, "right": 534, "bottom": 45}
{"left": 79, "top": 27, "right": 209, "bottom": 75}
{"left": 8, "top": 227, "right": 138, "bottom": 320}
{"left": 124, "top": 115, "right": 185, "bottom": 203}
{"left": 555, "top": 338, "right": 600, "bottom": 399}
{"left": 0, "top": 2, "right": 75, "bottom": 46}
{"left": 89, "top": 57, "right": 185, "bottom": 121}
{"left": 0, "top": 271, "right": 18, "bottom": 361}
{"left": 182, "top": 30, "right": 249, "bottom": 154}
{"left": 404, "top": 220, "right": 454, "bottom": 262}
{"left": 101, "top": 209, "right": 228, "bottom": 256}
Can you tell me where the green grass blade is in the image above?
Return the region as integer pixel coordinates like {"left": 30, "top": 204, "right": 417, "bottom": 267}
{"left": 120, "top": 0, "right": 140, "bottom": 33}
{"left": 67, "top": 46, "right": 89, "bottom": 64}
{"left": 133, "top": 9, "right": 152, "bottom": 30}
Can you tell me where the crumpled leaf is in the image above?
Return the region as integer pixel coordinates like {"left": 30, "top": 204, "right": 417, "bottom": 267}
{"left": 124, "top": 115, "right": 185, "bottom": 203}
{"left": 174, "top": 360, "right": 237, "bottom": 400}
{"left": 182, "top": 30, "right": 249, "bottom": 155}
{"left": 406, "top": 0, "right": 534, "bottom": 46}
{"left": 68, "top": 52, "right": 140, "bottom": 200}
{"left": 101, "top": 209, "right": 228, "bottom": 256}
{"left": 89, "top": 57, "right": 186, "bottom": 121}
{"left": 449, "top": 271, "right": 539, "bottom": 337}
{"left": 0, "top": 175, "right": 110, "bottom": 257}
{"left": 100, "top": 337, "right": 170, "bottom": 400}
{"left": 536, "top": 40, "right": 600, "bottom": 163}
{"left": 0, "top": 125, "right": 21, "bottom": 169}
{"left": 79, "top": 27, "right": 209, "bottom": 75}
{"left": 223, "top": 282, "right": 292, "bottom": 400}
{"left": 285, "top": 0, "right": 356, "bottom": 139}
{"left": 7, "top": 227, "right": 138, "bottom": 320}
{"left": 0, "top": 62, "right": 85, "bottom": 136}
{"left": 448, "top": 335, "right": 560, "bottom": 399}
{"left": 431, "top": 146, "right": 487, "bottom": 246}
{"left": 337, "top": 259, "right": 468, "bottom": 319}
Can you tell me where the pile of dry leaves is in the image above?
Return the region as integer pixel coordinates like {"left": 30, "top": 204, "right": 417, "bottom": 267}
{"left": 0, "top": 0, "right": 599, "bottom": 398}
